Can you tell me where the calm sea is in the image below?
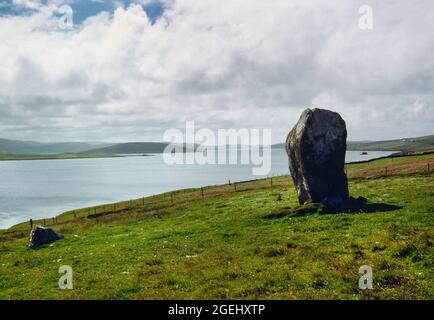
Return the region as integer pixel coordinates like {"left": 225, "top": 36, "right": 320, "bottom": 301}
{"left": 0, "top": 149, "right": 393, "bottom": 229}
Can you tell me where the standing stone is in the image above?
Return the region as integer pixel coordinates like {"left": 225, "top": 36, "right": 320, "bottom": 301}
{"left": 28, "top": 226, "right": 63, "bottom": 249}
{"left": 286, "top": 108, "right": 349, "bottom": 206}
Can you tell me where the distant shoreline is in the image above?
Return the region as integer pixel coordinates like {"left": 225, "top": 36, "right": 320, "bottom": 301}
{"left": 346, "top": 150, "right": 434, "bottom": 165}
{"left": 0, "top": 153, "right": 123, "bottom": 161}
{"left": 0, "top": 149, "right": 420, "bottom": 163}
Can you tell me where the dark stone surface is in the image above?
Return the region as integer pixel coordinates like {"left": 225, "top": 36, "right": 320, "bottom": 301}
{"left": 286, "top": 108, "right": 349, "bottom": 205}
{"left": 28, "top": 226, "right": 63, "bottom": 249}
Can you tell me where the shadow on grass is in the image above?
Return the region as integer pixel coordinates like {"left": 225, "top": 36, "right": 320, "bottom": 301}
{"left": 264, "top": 201, "right": 402, "bottom": 219}
{"left": 322, "top": 202, "right": 403, "bottom": 214}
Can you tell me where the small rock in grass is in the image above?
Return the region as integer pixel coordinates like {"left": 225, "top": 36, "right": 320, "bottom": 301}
{"left": 28, "top": 226, "right": 63, "bottom": 249}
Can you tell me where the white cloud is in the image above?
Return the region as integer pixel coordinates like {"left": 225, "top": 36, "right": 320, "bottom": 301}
{"left": 0, "top": 0, "right": 433, "bottom": 142}
{"left": 12, "top": 0, "right": 42, "bottom": 10}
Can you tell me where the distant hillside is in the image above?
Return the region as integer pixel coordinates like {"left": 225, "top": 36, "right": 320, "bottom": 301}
{"left": 0, "top": 153, "right": 120, "bottom": 161}
{"left": 81, "top": 142, "right": 196, "bottom": 154}
{"left": 0, "top": 138, "right": 110, "bottom": 154}
{"left": 272, "top": 135, "right": 434, "bottom": 152}
{"left": 347, "top": 135, "right": 434, "bottom": 152}
{"left": 4, "top": 134, "right": 432, "bottom": 155}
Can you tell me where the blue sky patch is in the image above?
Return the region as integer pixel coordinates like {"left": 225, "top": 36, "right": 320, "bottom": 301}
{"left": 0, "top": 0, "right": 166, "bottom": 24}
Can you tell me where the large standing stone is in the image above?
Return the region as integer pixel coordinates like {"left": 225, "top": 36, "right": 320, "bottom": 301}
{"left": 28, "top": 226, "right": 63, "bottom": 249}
{"left": 286, "top": 108, "right": 349, "bottom": 206}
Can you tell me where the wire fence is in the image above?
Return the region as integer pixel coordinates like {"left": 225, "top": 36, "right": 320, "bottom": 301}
{"left": 4, "top": 158, "right": 433, "bottom": 237}
{"left": 22, "top": 175, "right": 289, "bottom": 231}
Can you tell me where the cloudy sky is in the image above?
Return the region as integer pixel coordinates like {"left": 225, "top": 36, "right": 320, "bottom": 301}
{"left": 0, "top": 0, "right": 433, "bottom": 143}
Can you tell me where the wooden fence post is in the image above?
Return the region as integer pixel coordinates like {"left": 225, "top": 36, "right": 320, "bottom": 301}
{"left": 270, "top": 177, "right": 273, "bottom": 187}
{"left": 43, "top": 219, "right": 46, "bottom": 226}
{"left": 234, "top": 183, "right": 237, "bottom": 191}
{"left": 201, "top": 187, "right": 204, "bottom": 198}
{"left": 30, "top": 219, "right": 33, "bottom": 229}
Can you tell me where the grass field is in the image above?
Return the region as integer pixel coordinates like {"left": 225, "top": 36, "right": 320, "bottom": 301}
{"left": 0, "top": 154, "right": 433, "bottom": 299}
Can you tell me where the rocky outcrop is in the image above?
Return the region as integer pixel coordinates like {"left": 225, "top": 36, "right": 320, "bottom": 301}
{"left": 28, "top": 226, "right": 63, "bottom": 249}
{"left": 286, "top": 108, "right": 349, "bottom": 206}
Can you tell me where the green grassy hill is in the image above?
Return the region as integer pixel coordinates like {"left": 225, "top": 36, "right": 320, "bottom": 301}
{"left": 0, "top": 153, "right": 121, "bottom": 161}
{"left": 81, "top": 142, "right": 197, "bottom": 154}
{"left": 347, "top": 135, "right": 434, "bottom": 152}
{"left": 0, "top": 154, "right": 433, "bottom": 299}
{"left": 272, "top": 135, "right": 434, "bottom": 152}
{"left": 0, "top": 138, "right": 110, "bottom": 154}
